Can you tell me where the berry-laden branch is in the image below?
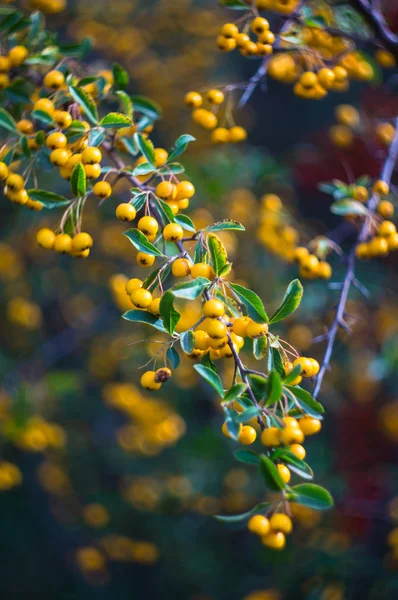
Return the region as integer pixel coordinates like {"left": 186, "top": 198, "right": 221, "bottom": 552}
{"left": 313, "top": 116, "right": 398, "bottom": 399}
{"left": 185, "top": 1, "right": 397, "bottom": 144}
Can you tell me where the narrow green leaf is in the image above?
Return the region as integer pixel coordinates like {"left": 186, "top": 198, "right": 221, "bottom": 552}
{"left": 69, "top": 85, "right": 99, "bottom": 125}
{"left": 112, "top": 63, "right": 129, "bottom": 89}
{"left": 31, "top": 109, "right": 54, "bottom": 125}
{"left": 253, "top": 336, "right": 267, "bottom": 360}
{"left": 131, "top": 192, "right": 147, "bottom": 211}
{"left": 331, "top": 199, "right": 368, "bottom": 216}
{"left": 268, "top": 346, "right": 284, "bottom": 377}
{"left": 123, "top": 229, "right": 164, "bottom": 257}
{"left": 122, "top": 309, "right": 166, "bottom": 332}
{"left": 99, "top": 112, "right": 131, "bottom": 129}
{"left": 283, "top": 364, "right": 302, "bottom": 385}
{"left": 116, "top": 90, "right": 133, "bottom": 119}
{"left": 277, "top": 451, "right": 313, "bottom": 480}
{"left": 194, "top": 364, "right": 224, "bottom": 397}
{"left": 70, "top": 163, "right": 86, "bottom": 197}
{"left": 230, "top": 283, "right": 268, "bottom": 323}
{"left": 171, "top": 277, "right": 209, "bottom": 300}
{"left": 180, "top": 330, "right": 195, "bottom": 354}
{"left": 0, "top": 108, "right": 19, "bottom": 134}
{"left": 215, "top": 502, "right": 270, "bottom": 524}
{"left": 157, "top": 199, "right": 175, "bottom": 223}
{"left": 234, "top": 406, "right": 262, "bottom": 423}
{"left": 265, "top": 370, "right": 283, "bottom": 407}
{"left": 259, "top": 455, "right": 285, "bottom": 491}
{"left": 234, "top": 450, "right": 260, "bottom": 465}
{"left": 207, "top": 219, "right": 245, "bottom": 232}
{"left": 159, "top": 290, "right": 180, "bottom": 335}
{"left": 269, "top": 280, "right": 303, "bottom": 324}
{"left": 287, "top": 484, "right": 333, "bottom": 510}
{"left": 208, "top": 233, "right": 228, "bottom": 276}
{"left": 167, "top": 346, "right": 180, "bottom": 370}
{"left": 285, "top": 386, "right": 325, "bottom": 418}
{"left": 130, "top": 95, "right": 162, "bottom": 120}
{"left": 135, "top": 133, "right": 156, "bottom": 166}
{"left": 175, "top": 214, "right": 196, "bottom": 232}
{"left": 223, "top": 383, "right": 248, "bottom": 404}
{"left": 26, "top": 189, "right": 70, "bottom": 209}
{"left": 167, "top": 133, "right": 196, "bottom": 162}
{"left": 132, "top": 162, "right": 155, "bottom": 176}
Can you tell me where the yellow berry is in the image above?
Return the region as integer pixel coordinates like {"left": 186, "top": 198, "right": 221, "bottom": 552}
{"left": 261, "top": 531, "right": 286, "bottom": 550}
{"left": 140, "top": 371, "right": 161, "bottom": 391}
{"left": 0, "top": 161, "right": 9, "bottom": 181}
{"left": 184, "top": 91, "right": 203, "bottom": 108}
{"left": 82, "top": 147, "right": 102, "bottom": 165}
{"left": 298, "top": 416, "right": 322, "bottom": 436}
{"left": 137, "top": 252, "right": 156, "bottom": 267}
{"left": 191, "top": 262, "right": 213, "bottom": 279}
{"left": 203, "top": 299, "right": 225, "bottom": 318}
{"left": 130, "top": 288, "right": 152, "bottom": 309}
{"left": 54, "top": 233, "right": 72, "bottom": 254}
{"left": 248, "top": 514, "right": 270, "bottom": 536}
{"left": 53, "top": 110, "right": 72, "bottom": 129}
{"left": 6, "top": 173, "right": 24, "bottom": 192}
{"left": 289, "top": 444, "right": 306, "bottom": 460}
{"left": 246, "top": 321, "right": 268, "bottom": 339}
{"left": 373, "top": 180, "right": 389, "bottom": 196}
{"left": 238, "top": 425, "right": 257, "bottom": 445}
{"left": 232, "top": 316, "right": 250, "bottom": 337}
{"left": 206, "top": 319, "right": 227, "bottom": 339}
{"left": 43, "top": 69, "right": 65, "bottom": 89}
{"left": 194, "top": 330, "right": 210, "bottom": 350}
{"left": 72, "top": 232, "right": 93, "bottom": 252}
{"left": 50, "top": 148, "right": 70, "bottom": 167}
{"left": 138, "top": 216, "right": 159, "bottom": 237}
{"left": 293, "top": 356, "right": 313, "bottom": 377}
{"left": 176, "top": 181, "right": 195, "bottom": 200}
{"left": 34, "top": 98, "right": 55, "bottom": 115}
{"left": 93, "top": 181, "right": 112, "bottom": 199}
{"left": 37, "top": 228, "right": 55, "bottom": 250}
{"left": 156, "top": 181, "right": 176, "bottom": 200}
{"left": 46, "top": 132, "right": 67, "bottom": 150}
{"left": 229, "top": 126, "right": 247, "bottom": 143}
{"left": 222, "top": 421, "right": 242, "bottom": 438}
{"left": 163, "top": 223, "right": 184, "bottom": 242}
{"left": 206, "top": 89, "right": 224, "bottom": 105}
{"left": 269, "top": 513, "right": 293, "bottom": 534}
{"left": 172, "top": 257, "right": 191, "bottom": 277}
{"left": 277, "top": 464, "right": 291, "bottom": 483}
{"left": 261, "top": 427, "right": 281, "bottom": 447}
{"left": 8, "top": 45, "right": 28, "bottom": 67}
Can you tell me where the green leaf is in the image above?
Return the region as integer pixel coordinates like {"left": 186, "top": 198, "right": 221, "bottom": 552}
{"left": 219, "top": 0, "right": 247, "bottom": 9}
{"left": 157, "top": 199, "right": 175, "bottom": 224}
{"left": 130, "top": 95, "right": 162, "bottom": 121}
{"left": 175, "top": 214, "right": 196, "bottom": 232}
{"left": 99, "top": 112, "right": 131, "bottom": 129}
{"left": 224, "top": 413, "right": 242, "bottom": 440}
{"left": 69, "top": 85, "right": 99, "bottom": 125}
{"left": 116, "top": 90, "right": 133, "bottom": 119}
{"left": 207, "top": 220, "right": 245, "bottom": 232}
{"left": 277, "top": 451, "right": 313, "bottom": 480}
{"left": 223, "top": 383, "right": 248, "bottom": 404}
{"left": 230, "top": 283, "right": 268, "bottom": 323}
{"left": 167, "top": 134, "right": 196, "bottom": 162}
{"left": 59, "top": 38, "right": 92, "bottom": 58}
{"left": 112, "top": 63, "right": 129, "bottom": 89}
{"left": 180, "top": 330, "right": 195, "bottom": 354}
{"left": 234, "top": 406, "right": 262, "bottom": 423}
{"left": 331, "top": 200, "right": 368, "bottom": 216}
{"left": 31, "top": 109, "right": 54, "bottom": 125}
{"left": 287, "top": 484, "right": 333, "bottom": 510}
{"left": 259, "top": 455, "right": 285, "bottom": 491}
{"left": 167, "top": 347, "right": 180, "bottom": 370}
{"left": 89, "top": 128, "right": 105, "bottom": 147}
{"left": 253, "top": 336, "right": 267, "bottom": 360}
{"left": 26, "top": 189, "right": 70, "bottom": 209}
{"left": 143, "top": 262, "right": 171, "bottom": 290}
{"left": 283, "top": 364, "right": 302, "bottom": 385}
{"left": 70, "top": 163, "right": 86, "bottom": 197}
{"left": 159, "top": 291, "right": 180, "bottom": 335}
{"left": 0, "top": 108, "right": 19, "bottom": 134}
{"left": 159, "top": 163, "right": 185, "bottom": 175}
{"left": 265, "top": 370, "right": 283, "bottom": 407}
{"left": 122, "top": 309, "right": 166, "bottom": 332}
{"left": 215, "top": 502, "right": 270, "bottom": 524}
{"left": 248, "top": 374, "right": 268, "bottom": 401}
{"left": 234, "top": 450, "right": 260, "bottom": 465}
{"left": 123, "top": 229, "right": 164, "bottom": 257}
{"left": 269, "top": 280, "right": 303, "bottom": 324}
{"left": 131, "top": 192, "right": 147, "bottom": 211}
{"left": 268, "top": 347, "right": 284, "bottom": 377}
{"left": 132, "top": 162, "right": 155, "bottom": 176}
{"left": 194, "top": 364, "right": 224, "bottom": 397}
{"left": 20, "top": 136, "right": 31, "bottom": 159}
{"left": 285, "top": 386, "right": 325, "bottom": 418}
{"left": 135, "top": 133, "right": 156, "bottom": 165}
{"left": 171, "top": 277, "right": 209, "bottom": 300}
{"left": 208, "top": 233, "right": 228, "bottom": 276}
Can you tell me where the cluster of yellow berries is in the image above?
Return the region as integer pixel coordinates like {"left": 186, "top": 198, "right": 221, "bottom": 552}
{"left": 216, "top": 17, "right": 275, "bottom": 58}
{"left": 2, "top": 416, "right": 66, "bottom": 452}
{"left": 330, "top": 106, "right": 398, "bottom": 150}
{"left": 45, "top": 127, "right": 103, "bottom": 180}
{"left": 0, "top": 461, "right": 22, "bottom": 491}
{"left": 293, "top": 247, "right": 332, "bottom": 280}
{"left": 257, "top": 193, "right": 299, "bottom": 262}
{"left": 0, "top": 165, "right": 41, "bottom": 210}
{"left": 184, "top": 88, "right": 247, "bottom": 142}
{"left": 116, "top": 180, "right": 194, "bottom": 236}
{"left": 0, "top": 45, "right": 29, "bottom": 91}
{"left": 36, "top": 228, "right": 93, "bottom": 258}
{"left": 103, "top": 384, "right": 186, "bottom": 457}
{"left": 356, "top": 220, "right": 398, "bottom": 259}
{"left": 248, "top": 511, "right": 293, "bottom": 550}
